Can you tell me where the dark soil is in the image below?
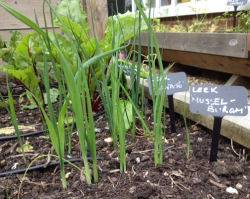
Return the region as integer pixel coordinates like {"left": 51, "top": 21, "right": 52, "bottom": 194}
{"left": 0, "top": 84, "right": 250, "bottom": 199}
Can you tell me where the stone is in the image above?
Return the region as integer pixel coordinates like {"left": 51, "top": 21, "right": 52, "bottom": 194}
{"left": 104, "top": 137, "right": 113, "bottom": 143}
{"left": 226, "top": 187, "right": 238, "bottom": 195}
{"left": 236, "top": 183, "right": 242, "bottom": 190}
{"left": 135, "top": 157, "right": 140, "bottom": 164}
{"left": 192, "top": 177, "right": 202, "bottom": 184}
{"left": 129, "top": 186, "right": 136, "bottom": 194}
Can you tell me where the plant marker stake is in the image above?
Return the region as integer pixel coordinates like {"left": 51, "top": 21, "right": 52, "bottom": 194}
{"left": 190, "top": 85, "right": 248, "bottom": 162}
{"left": 210, "top": 117, "right": 223, "bottom": 162}
{"left": 167, "top": 95, "right": 176, "bottom": 134}
{"left": 227, "top": 0, "right": 248, "bottom": 27}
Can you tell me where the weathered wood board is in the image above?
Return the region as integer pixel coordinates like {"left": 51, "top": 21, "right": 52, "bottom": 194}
{"left": 0, "top": 0, "right": 60, "bottom": 40}
{"left": 136, "top": 32, "right": 249, "bottom": 58}
{"left": 0, "top": 27, "right": 60, "bottom": 41}
{"left": 140, "top": 47, "right": 250, "bottom": 78}
{"left": 85, "top": 0, "right": 108, "bottom": 39}
{"left": 0, "top": 0, "right": 60, "bottom": 30}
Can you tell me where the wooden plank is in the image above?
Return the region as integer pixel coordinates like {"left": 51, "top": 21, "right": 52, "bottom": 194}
{"left": 137, "top": 32, "right": 248, "bottom": 58}
{"left": 0, "top": 0, "right": 60, "bottom": 30}
{"left": 85, "top": 0, "right": 108, "bottom": 39}
{"left": 0, "top": 27, "right": 60, "bottom": 41}
{"left": 140, "top": 47, "right": 250, "bottom": 78}
{"left": 0, "top": 29, "right": 34, "bottom": 41}
{"left": 247, "top": 33, "right": 250, "bottom": 57}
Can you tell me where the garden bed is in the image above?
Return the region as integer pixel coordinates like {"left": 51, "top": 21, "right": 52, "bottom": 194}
{"left": 0, "top": 95, "right": 250, "bottom": 198}
{"left": 1, "top": 1, "right": 250, "bottom": 197}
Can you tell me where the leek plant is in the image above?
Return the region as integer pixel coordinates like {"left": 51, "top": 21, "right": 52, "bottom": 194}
{"left": 0, "top": 1, "right": 90, "bottom": 186}
{"left": 102, "top": 55, "right": 127, "bottom": 172}
{"left": 130, "top": 46, "right": 146, "bottom": 140}
{"left": 7, "top": 80, "right": 27, "bottom": 164}
{"left": 40, "top": 55, "right": 68, "bottom": 188}
{"left": 134, "top": 0, "right": 167, "bottom": 166}
{"left": 100, "top": 53, "right": 151, "bottom": 172}
{"left": 0, "top": 0, "right": 192, "bottom": 188}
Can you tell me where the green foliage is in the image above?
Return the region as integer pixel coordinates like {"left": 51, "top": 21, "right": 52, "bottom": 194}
{"left": 44, "top": 88, "right": 59, "bottom": 104}
{"left": 153, "top": 19, "right": 169, "bottom": 32}
{"left": 154, "top": 10, "right": 250, "bottom": 33}
{"left": 101, "top": 11, "right": 147, "bottom": 51}
{"left": 21, "top": 88, "right": 59, "bottom": 110}
{"left": 134, "top": 0, "right": 166, "bottom": 166}
{"left": 8, "top": 86, "right": 27, "bottom": 163}
{"left": 16, "top": 141, "right": 34, "bottom": 153}
{"left": 120, "top": 60, "right": 149, "bottom": 79}
{"left": 0, "top": 36, "right": 5, "bottom": 49}
{"left": 235, "top": 10, "right": 250, "bottom": 32}
{"left": 0, "top": 100, "right": 8, "bottom": 109}
{"left": 0, "top": 0, "right": 150, "bottom": 188}
{"left": 0, "top": 65, "right": 40, "bottom": 100}
{"left": 0, "top": 0, "right": 148, "bottom": 113}
{"left": 120, "top": 99, "right": 133, "bottom": 130}
{"left": 188, "top": 19, "right": 206, "bottom": 32}
{"left": 55, "top": 0, "right": 87, "bottom": 25}
{"left": 0, "top": 31, "right": 22, "bottom": 63}
{"left": 54, "top": 0, "right": 95, "bottom": 58}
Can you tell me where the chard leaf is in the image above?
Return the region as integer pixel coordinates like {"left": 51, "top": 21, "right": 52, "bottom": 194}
{"left": 0, "top": 65, "right": 41, "bottom": 100}
{"left": 119, "top": 100, "right": 133, "bottom": 130}
{"left": 44, "top": 88, "right": 59, "bottom": 105}
{"left": 55, "top": 0, "right": 87, "bottom": 25}
{"left": 101, "top": 11, "right": 148, "bottom": 51}
{"left": 55, "top": 16, "right": 95, "bottom": 57}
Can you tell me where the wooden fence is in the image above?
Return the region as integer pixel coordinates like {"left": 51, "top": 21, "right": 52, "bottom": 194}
{"left": 0, "top": 0, "right": 60, "bottom": 40}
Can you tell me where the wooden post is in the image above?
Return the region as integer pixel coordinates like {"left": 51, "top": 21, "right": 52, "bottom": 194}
{"left": 85, "top": 0, "right": 108, "bottom": 39}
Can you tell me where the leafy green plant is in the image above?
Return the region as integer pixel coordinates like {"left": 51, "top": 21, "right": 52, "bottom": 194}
{"left": 0, "top": 31, "right": 22, "bottom": 63}
{"left": 7, "top": 82, "right": 27, "bottom": 164}
{"left": 153, "top": 19, "right": 169, "bottom": 32}
{"left": 0, "top": 0, "right": 185, "bottom": 189}
{"left": 235, "top": 10, "right": 250, "bottom": 32}
{"left": 134, "top": 0, "right": 167, "bottom": 166}
{"left": 0, "top": 0, "right": 92, "bottom": 186}
{"left": 0, "top": 65, "right": 41, "bottom": 101}
{"left": 100, "top": 56, "right": 130, "bottom": 172}
{"left": 0, "top": 35, "right": 6, "bottom": 49}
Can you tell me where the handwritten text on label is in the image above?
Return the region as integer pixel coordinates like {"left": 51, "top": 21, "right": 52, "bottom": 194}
{"left": 149, "top": 72, "right": 188, "bottom": 96}
{"left": 190, "top": 85, "right": 248, "bottom": 117}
